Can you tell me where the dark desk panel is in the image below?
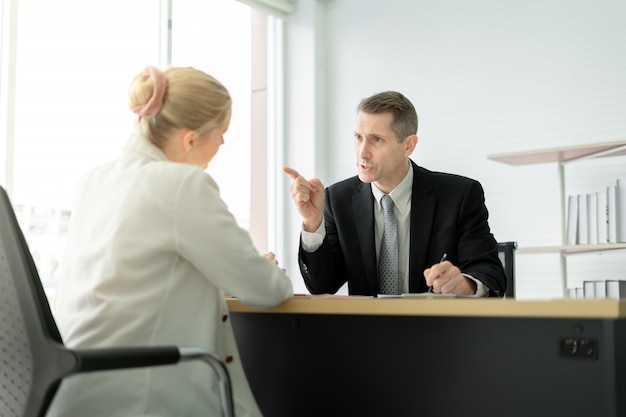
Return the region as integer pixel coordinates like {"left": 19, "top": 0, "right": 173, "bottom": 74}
{"left": 229, "top": 298, "right": 626, "bottom": 417}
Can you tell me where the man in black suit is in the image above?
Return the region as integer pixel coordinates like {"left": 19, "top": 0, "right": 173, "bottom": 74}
{"left": 284, "top": 91, "right": 506, "bottom": 297}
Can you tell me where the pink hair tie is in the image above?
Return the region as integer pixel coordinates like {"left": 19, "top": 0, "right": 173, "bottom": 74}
{"left": 132, "top": 66, "right": 168, "bottom": 117}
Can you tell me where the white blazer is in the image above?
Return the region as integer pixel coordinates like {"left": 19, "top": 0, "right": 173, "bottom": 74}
{"left": 48, "top": 133, "right": 293, "bottom": 417}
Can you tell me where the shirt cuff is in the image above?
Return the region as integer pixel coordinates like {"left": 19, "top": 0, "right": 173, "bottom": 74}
{"left": 462, "top": 273, "right": 488, "bottom": 297}
{"left": 301, "top": 220, "right": 325, "bottom": 252}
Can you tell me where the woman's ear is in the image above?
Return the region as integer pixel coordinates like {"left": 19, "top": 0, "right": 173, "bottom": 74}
{"left": 180, "top": 130, "right": 196, "bottom": 153}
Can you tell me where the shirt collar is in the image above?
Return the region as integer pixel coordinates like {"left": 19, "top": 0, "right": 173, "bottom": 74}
{"left": 371, "top": 160, "right": 413, "bottom": 215}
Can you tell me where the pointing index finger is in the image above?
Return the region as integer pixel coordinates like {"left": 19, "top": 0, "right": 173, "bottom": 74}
{"left": 283, "top": 166, "right": 301, "bottom": 179}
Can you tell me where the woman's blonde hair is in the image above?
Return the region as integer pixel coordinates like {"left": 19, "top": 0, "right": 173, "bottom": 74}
{"left": 128, "top": 66, "right": 232, "bottom": 148}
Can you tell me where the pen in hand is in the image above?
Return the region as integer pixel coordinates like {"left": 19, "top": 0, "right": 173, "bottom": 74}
{"left": 428, "top": 253, "right": 448, "bottom": 293}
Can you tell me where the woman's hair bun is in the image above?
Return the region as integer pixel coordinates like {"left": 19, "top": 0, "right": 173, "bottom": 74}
{"left": 128, "top": 66, "right": 168, "bottom": 117}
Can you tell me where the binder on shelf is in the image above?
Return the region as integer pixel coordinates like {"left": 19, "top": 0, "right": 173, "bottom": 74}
{"left": 594, "top": 280, "right": 607, "bottom": 298}
{"left": 575, "top": 287, "right": 585, "bottom": 298}
{"left": 566, "top": 195, "right": 578, "bottom": 245}
{"left": 596, "top": 189, "right": 608, "bottom": 244}
{"left": 588, "top": 193, "right": 598, "bottom": 245}
{"left": 617, "top": 179, "right": 626, "bottom": 243}
{"left": 577, "top": 194, "right": 589, "bottom": 245}
{"left": 608, "top": 184, "right": 618, "bottom": 243}
{"left": 606, "top": 280, "right": 626, "bottom": 299}
{"left": 582, "top": 280, "right": 600, "bottom": 298}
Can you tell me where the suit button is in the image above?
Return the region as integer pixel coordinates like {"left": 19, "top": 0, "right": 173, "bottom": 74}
{"left": 222, "top": 314, "right": 228, "bottom": 322}
{"left": 225, "top": 355, "right": 234, "bottom": 363}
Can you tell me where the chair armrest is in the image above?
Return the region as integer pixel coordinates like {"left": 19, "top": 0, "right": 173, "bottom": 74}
{"left": 72, "top": 346, "right": 234, "bottom": 417}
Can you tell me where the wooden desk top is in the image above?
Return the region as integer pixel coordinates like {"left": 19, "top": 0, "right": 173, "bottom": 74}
{"left": 227, "top": 295, "right": 626, "bottom": 319}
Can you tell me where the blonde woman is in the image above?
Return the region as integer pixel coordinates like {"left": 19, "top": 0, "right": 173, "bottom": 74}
{"left": 48, "top": 66, "right": 292, "bottom": 416}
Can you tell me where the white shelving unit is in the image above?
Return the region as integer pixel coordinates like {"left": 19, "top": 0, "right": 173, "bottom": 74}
{"left": 488, "top": 140, "right": 626, "bottom": 295}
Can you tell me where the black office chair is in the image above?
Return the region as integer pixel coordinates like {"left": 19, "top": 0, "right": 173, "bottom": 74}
{"left": 0, "top": 186, "right": 235, "bottom": 417}
{"left": 497, "top": 241, "right": 517, "bottom": 298}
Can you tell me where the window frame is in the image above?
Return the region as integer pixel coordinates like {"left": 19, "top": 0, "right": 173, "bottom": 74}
{"left": 0, "top": 0, "right": 283, "bottom": 291}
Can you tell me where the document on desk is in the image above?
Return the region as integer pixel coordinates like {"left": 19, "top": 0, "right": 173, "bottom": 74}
{"left": 293, "top": 294, "right": 374, "bottom": 299}
{"left": 401, "top": 293, "right": 457, "bottom": 298}
{"left": 376, "top": 293, "right": 457, "bottom": 298}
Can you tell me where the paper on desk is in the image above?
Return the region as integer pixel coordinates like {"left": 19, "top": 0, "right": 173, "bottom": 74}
{"left": 401, "top": 293, "right": 456, "bottom": 298}
{"left": 293, "top": 294, "right": 374, "bottom": 299}
{"left": 376, "top": 293, "right": 456, "bottom": 298}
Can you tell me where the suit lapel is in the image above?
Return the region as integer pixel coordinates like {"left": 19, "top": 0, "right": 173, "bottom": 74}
{"left": 353, "top": 183, "right": 378, "bottom": 294}
{"left": 408, "top": 162, "right": 436, "bottom": 292}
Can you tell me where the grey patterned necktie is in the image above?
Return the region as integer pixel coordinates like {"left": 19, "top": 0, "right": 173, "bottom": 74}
{"left": 379, "top": 195, "right": 399, "bottom": 295}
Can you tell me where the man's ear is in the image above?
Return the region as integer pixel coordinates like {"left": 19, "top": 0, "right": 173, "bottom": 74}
{"left": 180, "top": 130, "right": 196, "bottom": 152}
{"left": 404, "top": 134, "right": 418, "bottom": 156}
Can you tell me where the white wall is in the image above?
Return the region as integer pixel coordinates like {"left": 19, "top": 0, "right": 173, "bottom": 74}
{"left": 282, "top": 0, "right": 626, "bottom": 299}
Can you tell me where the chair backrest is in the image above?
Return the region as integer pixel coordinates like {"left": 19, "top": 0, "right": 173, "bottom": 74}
{"left": 1, "top": 186, "right": 235, "bottom": 417}
{"left": 497, "top": 241, "right": 517, "bottom": 298}
{"left": 0, "top": 186, "right": 77, "bottom": 417}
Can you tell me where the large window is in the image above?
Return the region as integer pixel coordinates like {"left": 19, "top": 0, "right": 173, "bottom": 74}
{"left": 171, "top": 0, "right": 252, "bottom": 230}
{"left": 0, "top": 0, "right": 262, "bottom": 303}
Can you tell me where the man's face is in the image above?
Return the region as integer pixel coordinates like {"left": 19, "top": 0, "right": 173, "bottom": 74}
{"left": 353, "top": 111, "right": 416, "bottom": 194}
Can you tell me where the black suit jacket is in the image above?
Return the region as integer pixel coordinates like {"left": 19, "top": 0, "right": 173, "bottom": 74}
{"left": 298, "top": 160, "right": 506, "bottom": 297}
